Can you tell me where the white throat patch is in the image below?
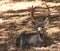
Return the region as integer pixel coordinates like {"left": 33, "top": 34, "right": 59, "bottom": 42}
{"left": 38, "top": 27, "right": 42, "bottom": 31}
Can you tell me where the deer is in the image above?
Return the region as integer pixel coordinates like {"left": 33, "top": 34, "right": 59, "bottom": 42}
{"left": 16, "top": 5, "right": 54, "bottom": 51}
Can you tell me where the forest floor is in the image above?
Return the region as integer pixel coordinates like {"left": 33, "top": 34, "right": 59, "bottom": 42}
{"left": 0, "top": 1, "right": 60, "bottom": 51}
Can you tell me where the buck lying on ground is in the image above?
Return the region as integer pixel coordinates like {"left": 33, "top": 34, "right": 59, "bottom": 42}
{"left": 16, "top": 21, "right": 54, "bottom": 48}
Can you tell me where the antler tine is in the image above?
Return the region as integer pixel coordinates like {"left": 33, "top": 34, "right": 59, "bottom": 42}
{"left": 30, "top": 5, "right": 39, "bottom": 23}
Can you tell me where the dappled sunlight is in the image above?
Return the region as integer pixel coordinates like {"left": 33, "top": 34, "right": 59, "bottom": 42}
{"left": 0, "top": 1, "right": 60, "bottom": 12}
{"left": 46, "top": 27, "right": 60, "bottom": 34}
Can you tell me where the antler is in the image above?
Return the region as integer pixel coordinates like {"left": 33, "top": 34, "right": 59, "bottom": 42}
{"left": 43, "top": 2, "right": 50, "bottom": 29}
{"left": 30, "top": 6, "right": 36, "bottom": 22}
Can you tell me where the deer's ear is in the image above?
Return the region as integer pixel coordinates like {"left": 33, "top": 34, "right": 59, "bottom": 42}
{"left": 32, "top": 21, "right": 36, "bottom": 25}
{"left": 32, "top": 21, "right": 38, "bottom": 27}
{"left": 44, "top": 17, "right": 50, "bottom": 28}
